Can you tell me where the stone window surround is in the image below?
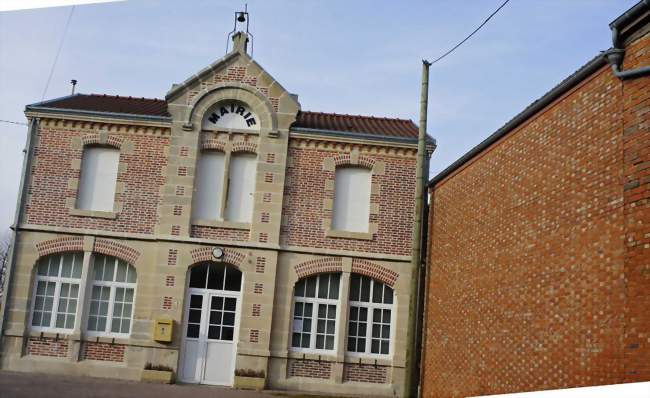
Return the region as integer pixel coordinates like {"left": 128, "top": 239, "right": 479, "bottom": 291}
{"left": 287, "top": 256, "right": 400, "bottom": 367}
{"left": 322, "top": 151, "right": 384, "bottom": 241}
{"left": 67, "top": 132, "right": 133, "bottom": 220}
{"left": 191, "top": 135, "right": 259, "bottom": 230}
{"left": 27, "top": 236, "right": 141, "bottom": 344}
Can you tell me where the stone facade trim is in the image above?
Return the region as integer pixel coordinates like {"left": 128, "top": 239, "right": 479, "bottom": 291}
{"left": 81, "top": 133, "right": 125, "bottom": 149}
{"left": 93, "top": 238, "right": 140, "bottom": 265}
{"left": 35, "top": 236, "right": 84, "bottom": 257}
{"left": 231, "top": 140, "right": 258, "bottom": 154}
{"left": 294, "top": 257, "right": 343, "bottom": 279}
{"left": 189, "top": 246, "right": 246, "bottom": 269}
{"left": 351, "top": 258, "right": 398, "bottom": 287}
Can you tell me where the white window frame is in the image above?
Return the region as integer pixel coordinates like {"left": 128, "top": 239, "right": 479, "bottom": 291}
{"left": 346, "top": 275, "right": 395, "bottom": 358}
{"left": 76, "top": 145, "right": 120, "bottom": 212}
{"left": 29, "top": 253, "right": 83, "bottom": 334}
{"left": 85, "top": 255, "right": 137, "bottom": 338}
{"left": 192, "top": 149, "right": 258, "bottom": 225}
{"left": 290, "top": 273, "right": 341, "bottom": 354}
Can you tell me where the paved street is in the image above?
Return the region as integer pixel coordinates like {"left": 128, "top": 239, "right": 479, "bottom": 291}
{"left": 0, "top": 370, "right": 276, "bottom": 398}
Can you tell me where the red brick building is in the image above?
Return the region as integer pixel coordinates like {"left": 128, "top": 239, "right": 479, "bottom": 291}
{"left": 0, "top": 21, "right": 434, "bottom": 397}
{"left": 421, "top": 2, "right": 650, "bottom": 397}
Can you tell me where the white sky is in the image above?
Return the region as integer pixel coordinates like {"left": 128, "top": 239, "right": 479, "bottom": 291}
{"left": 0, "top": 0, "right": 640, "bottom": 232}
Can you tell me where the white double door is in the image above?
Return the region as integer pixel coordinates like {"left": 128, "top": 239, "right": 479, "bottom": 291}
{"left": 179, "top": 288, "right": 240, "bottom": 385}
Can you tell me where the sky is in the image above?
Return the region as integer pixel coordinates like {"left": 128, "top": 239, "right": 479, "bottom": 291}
{"left": 0, "top": 0, "right": 640, "bottom": 231}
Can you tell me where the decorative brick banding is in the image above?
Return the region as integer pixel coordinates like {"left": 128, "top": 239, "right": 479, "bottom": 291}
{"left": 201, "top": 139, "right": 226, "bottom": 152}
{"left": 162, "top": 296, "right": 173, "bottom": 310}
{"left": 255, "top": 257, "right": 266, "bottom": 273}
{"left": 26, "top": 337, "right": 68, "bottom": 358}
{"left": 288, "top": 359, "right": 332, "bottom": 379}
{"left": 294, "top": 257, "right": 343, "bottom": 279}
{"left": 36, "top": 236, "right": 84, "bottom": 257}
{"left": 94, "top": 238, "right": 140, "bottom": 265}
{"left": 351, "top": 259, "right": 398, "bottom": 287}
{"left": 82, "top": 342, "right": 125, "bottom": 362}
{"left": 81, "top": 133, "right": 124, "bottom": 148}
{"left": 343, "top": 363, "right": 389, "bottom": 384}
{"left": 249, "top": 329, "right": 259, "bottom": 343}
{"left": 167, "top": 249, "right": 177, "bottom": 266}
{"left": 189, "top": 247, "right": 245, "bottom": 269}
{"left": 333, "top": 153, "right": 375, "bottom": 169}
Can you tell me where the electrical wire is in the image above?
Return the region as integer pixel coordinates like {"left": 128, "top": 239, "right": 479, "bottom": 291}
{"left": 430, "top": 0, "right": 511, "bottom": 65}
{"left": 0, "top": 119, "right": 27, "bottom": 126}
{"left": 41, "top": 5, "right": 75, "bottom": 100}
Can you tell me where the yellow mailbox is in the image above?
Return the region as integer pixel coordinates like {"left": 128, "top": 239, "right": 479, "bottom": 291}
{"left": 153, "top": 318, "right": 173, "bottom": 343}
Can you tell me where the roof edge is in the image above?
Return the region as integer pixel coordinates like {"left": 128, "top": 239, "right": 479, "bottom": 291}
{"left": 290, "top": 127, "right": 436, "bottom": 146}
{"left": 428, "top": 53, "right": 608, "bottom": 187}
{"left": 610, "top": 0, "right": 650, "bottom": 31}
{"left": 25, "top": 105, "right": 172, "bottom": 123}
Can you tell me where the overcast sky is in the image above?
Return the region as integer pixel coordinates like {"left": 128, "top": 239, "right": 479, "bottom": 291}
{"left": 0, "top": 0, "right": 639, "bottom": 231}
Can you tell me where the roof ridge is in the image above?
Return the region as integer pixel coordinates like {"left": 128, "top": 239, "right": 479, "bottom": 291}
{"left": 84, "top": 93, "right": 166, "bottom": 102}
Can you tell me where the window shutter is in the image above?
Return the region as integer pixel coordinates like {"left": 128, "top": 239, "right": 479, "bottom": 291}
{"left": 224, "top": 153, "right": 256, "bottom": 223}
{"left": 192, "top": 151, "right": 226, "bottom": 220}
{"left": 77, "top": 146, "right": 120, "bottom": 212}
{"left": 332, "top": 167, "right": 371, "bottom": 232}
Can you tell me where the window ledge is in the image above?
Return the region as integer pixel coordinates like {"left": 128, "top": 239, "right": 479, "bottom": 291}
{"left": 69, "top": 208, "right": 117, "bottom": 219}
{"left": 288, "top": 349, "right": 338, "bottom": 361}
{"left": 326, "top": 229, "right": 373, "bottom": 241}
{"left": 83, "top": 334, "right": 131, "bottom": 345}
{"left": 192, "top": 219, "right": 250, "bottom": 230}
{"left": 28, "top": 329, "right": 77, "bottom": 340}
{"left": 344, "top": 353, "right": 393, "bottom": 366}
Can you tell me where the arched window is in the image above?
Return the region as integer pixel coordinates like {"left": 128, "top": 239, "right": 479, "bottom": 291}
{"left": 86, "top": 254, "right": 137, "bottom": 336}
{"left": 291, "top": 273, "right": 341, "bottom": 351}
{"left": 188, "top": 262, "right": 242, "bottom": 291}
{"left": 31, "top": 253, "right": 83, "bottom": 331}
{"left": 77, "top": 146, "right": 120, "bottom": 212}
{"left": 347, "top": 274, "right": 394, "bottom": 356}
{"left": 332, "top": 166, "right": 372, "bottom": 232}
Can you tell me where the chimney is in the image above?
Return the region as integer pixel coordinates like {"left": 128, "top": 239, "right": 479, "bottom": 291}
{"left": 232, "top": 31, "right": 249, "bottom": 53}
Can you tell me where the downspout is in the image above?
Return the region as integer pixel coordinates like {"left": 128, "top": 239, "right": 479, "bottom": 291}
{"left": 407, "top": 59, "right": 431, "bottom": 398}
{"left": 0, "top": 117, "right": 38, "bottom": 348}
{"left": 604, "top": 1, "right": 650, "bottom": 81}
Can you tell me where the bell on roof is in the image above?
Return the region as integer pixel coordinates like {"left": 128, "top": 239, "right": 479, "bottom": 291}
{"left": 226, "top": 5, "right": 254, "bottom": 55}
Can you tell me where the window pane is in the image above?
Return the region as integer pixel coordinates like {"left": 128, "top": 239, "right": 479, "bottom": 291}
{"left": 360, "top": 276, "right": 371, "bottom": 302}
{"left": 292, "top": 333, "right": 301, "bottom": 348}
{"left": 372, "top": 281, "right": 383, "bottom": 303}
{"left": 37, "top": 261, "right": 48, "bottom": 276}
{"left": 71, "top": 254, "right": 83, "bottom": 278}
{"left": 332, "top": 167, "right": 371, "bottom": 232}
{"left": 317, "top": 274, "right": 329, "bottom": 299}
{"left": 126, "top": 265, "right": 136, "bottom": 283}
{"left": 329, "top": 274, "right": 340, "bottom": 299}
{"left": 224, "top": 297, "right": 236, "bottom": 311}
{"left": 224, "top": 267, "right": 242, "bottom": 291}
{"left": 103, "top": 260, "right": 115, "bottom": 282}
{"left": 221, "top": 327, "right": 234, "bottom": 341}
{"left": 224, "top": 153, "right": 257, "bottom": 223}
{"left": 192, "top": 151, "right": 226, "bottom": 221}
{"left": 115, "top": 261, "right": 127, "bottom": 282}
{"left": 208, "top": 326, "right": 220, "bottom": 340}
{"left": 93, "top": 255, "right": 105, "bottom": 281}
{"left": 60, "top": 254, "right": 74, "bottom": 278}
{"left": 207, "top": 263, "right": 225, "bottom": 290}
{"left": 189, "top": 263, "right": 208, "bottom": 288}
{"left": 47, "top": 257, "right": 59, "bottom": 277}
{"left": 294, "top": 279, "right": 305, "bottom": 297}
{"left": 77, "top": 146, "right": 120, "bottom": 212}
{"left": 350, "top": 274, "right": 360, "bottom": 301}
{"left": 305, "top": 277, "right": 316, "bottom": 298}
{"left": 187, "top": 324, "right": 200, "bottom": 338}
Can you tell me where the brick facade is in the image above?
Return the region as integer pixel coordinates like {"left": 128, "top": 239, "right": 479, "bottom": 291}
{"left": 287, "top": 359, "right": 332, "bottom": 379}
{"left": 343, "top": 363, "right": 389, "bottom": 384}
{"left": 81, "top": 342, "right": 126, "bottom": 362}
{"left": 421, "top": 23, "right": 650, "bottom": 398}
{"left": 26, "top": 337, "right": 68, "bottom": 358}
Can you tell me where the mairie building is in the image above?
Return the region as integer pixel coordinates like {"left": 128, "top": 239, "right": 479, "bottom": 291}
{"left": 0, "top": 28, "right": 434, "bottom": 397}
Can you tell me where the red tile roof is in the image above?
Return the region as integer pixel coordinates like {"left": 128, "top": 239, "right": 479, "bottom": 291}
{"left": 30, "top": 94, "right": 421, "bottom": 139}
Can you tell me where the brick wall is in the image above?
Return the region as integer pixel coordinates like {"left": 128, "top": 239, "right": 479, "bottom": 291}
{"left": 422, "top": 30, "right": 650, "bottom": 398}
{"left": 281, "top": 143, "right": 416, "bottom": 256}
{"left": 26, "top": 337, "right": 68, "bottom": 358}
{"left": 343, "top": 363, "right": 389, "bottom": 384}
{"left": 26, "top": 121, "right": 169, "bottom": 234}
{"left": 620, "top": 32, "right": 650, "bottom": 383}
{"left": 287, "top": 359, "right": 332, "bottom": 379}
{"left": 81, "top": 342, "right": 125, "bottom": 362}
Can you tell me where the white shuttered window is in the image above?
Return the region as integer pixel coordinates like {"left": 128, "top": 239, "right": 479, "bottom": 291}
{"left": 225, "top": 153, "right": 256, "bottom": 223}
{"left": 332, "top": 167, "right": 371, "bottom": 232}
{"left": 192, "top": 151, "right": 226, "bottom": 220}
{"left": 77, "top": 146, "right": 120, "bottom": 212}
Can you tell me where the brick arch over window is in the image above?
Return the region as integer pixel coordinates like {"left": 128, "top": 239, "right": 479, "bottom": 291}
{"left": 189, "top": 247, "right": 245, "bottom": 270}
{"left": 351, "top": 259, "right": 398, "bottom": 287}
{"left": 231, "top": 141, "right": 258, "bottom": 154}
{"left": 81, "top": 133, "right": 124, "bottom": 149}
{"left": 333, "top": 153, "right": 376, "bottom": 169}
{"left": 35, "top": 236, "right": 84, "bottom": 257}
{"left": 93, "top": 239, "right": 140, "bottom": 265}
{"left": 294, "top": 257, "right": 343, "bottom": 279}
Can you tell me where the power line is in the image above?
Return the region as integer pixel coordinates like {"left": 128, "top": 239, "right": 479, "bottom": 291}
{"left": 41, "top": 5, "right": 76, "bottom": 100}
{"left": 429, "top": 0, "right": 511, "bottom": 65}
{"left": 0, "top": 119, "right": 27, "bottom": 126}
